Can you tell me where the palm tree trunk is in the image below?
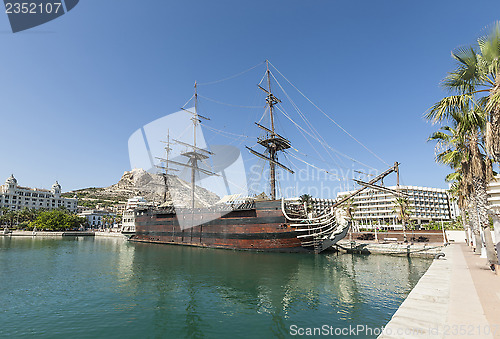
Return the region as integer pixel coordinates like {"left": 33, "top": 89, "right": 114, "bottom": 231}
{"left": 486, "top": 74, "right": 500, "bottom": 162}
{"left": 487, "top": 115, "right": 500, "bottom": 162}
{"left": 483, "top": 226, "right": 498, "bottom": 265}
{"left": 473, "top": 176, "right": 498, "bottom": 265}
{"left": 464, "top": 209, "right": 473, "bottom": 247}
{"left": 402, "top": 220, "right": 407, "bottom": 242}
{"left": 459, "top": 208, "right": 470, "bottom": 245}
{"left": 468, "top": 203, "right": 482, "bottom": 252}
{"left": 491, "top": 213, "right": 500, "bottom": 266}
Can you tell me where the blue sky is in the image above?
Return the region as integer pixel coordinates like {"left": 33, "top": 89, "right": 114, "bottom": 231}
{"left": 1, "top": 0, "right": 499, "bottom": 197}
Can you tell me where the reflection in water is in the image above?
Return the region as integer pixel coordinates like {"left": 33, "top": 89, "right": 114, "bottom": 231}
{"left": 1, "top": 237, "right": 431, "bottom": 338}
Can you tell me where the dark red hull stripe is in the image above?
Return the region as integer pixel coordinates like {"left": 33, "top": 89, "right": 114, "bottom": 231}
{"left": 135, "top": 230, "right": 298, "bottom": 240}
{"left": 130, "top": 238, "right": 310, "bottom": 252}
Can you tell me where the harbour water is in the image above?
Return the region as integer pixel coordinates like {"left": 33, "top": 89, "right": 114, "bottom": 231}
{"left": 0, "top": 237, "right": 432, "bottom": 338}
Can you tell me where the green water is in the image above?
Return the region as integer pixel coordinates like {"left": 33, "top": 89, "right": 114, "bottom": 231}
{"left": 0, "top": 237, "right": 431, "bottom": 338}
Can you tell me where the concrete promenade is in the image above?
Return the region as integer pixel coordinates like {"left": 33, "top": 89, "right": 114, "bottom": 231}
{"left": 93, "top": 231, "right": 126, "bottom": 238}
{"left": 379, "top": 243, "right": 500, "bottom": 338}
{"left": 2, "top": 230, "right": 126, "bottom": 238}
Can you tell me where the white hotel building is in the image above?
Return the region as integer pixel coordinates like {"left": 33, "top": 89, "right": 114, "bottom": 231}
{"left": 0, "top": 175, "right": 77, "bottom": 213}
{"left": 337, "top": 185, "right": 458, "bottom": 229}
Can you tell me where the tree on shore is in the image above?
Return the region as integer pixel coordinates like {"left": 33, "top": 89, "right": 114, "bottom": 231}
{"left": 393, "top": 197, "right": 412, "bottom": 242}
{"left": 299, "top": 194, "right": 313, "bottom": 215}
{"left": 428, "top": 120, "right": 481, "bottom": 248}
{"left": 29, "top": 210, "right": 86, "bottom": 231}
{"left": 0, "top": 206, "right": 9, "bottom": 216}
{"left": 0, "top": 207, "right": 43, "bottom": 229}
{"left": 341, "top": 197, "right": 357, "bottom": 231}
{"left": 101, "top": 214, "right": 118, "bottom": 229}
{"left": 3, "top": 210, "right": 17, "bottom": 227}
{"left": 440, "top": 23, "right": 500, "bottom": 162}
{"left": 427, "top": 100, "right": 496, "bottom": 264}
{"left": 425, "top": 28, "right": 499, "bottom": 266}
{"left": 114, "top": 214, "right": 122, "bottom": 227}
{"left": 0, "top": 207, "right": 10, "bottom": 227}
{"left": 448, "top": 179, "right": 473, "bottom": 244}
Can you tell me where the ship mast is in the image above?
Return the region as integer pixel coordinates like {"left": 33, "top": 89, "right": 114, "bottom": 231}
{"left": 246, "top": 60, "right": 294, "bottom": 200}
{"left": 155, "top": 130, "right": 179, "bottom": 204}
{"left": 157, "top": 82, "right": 218, "bottom": 209}
{"left": 191, "top": 82, "right": 199, "bottom": 208}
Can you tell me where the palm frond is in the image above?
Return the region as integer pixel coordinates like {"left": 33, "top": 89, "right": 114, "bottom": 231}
{"left": 485, "top": 90, "right": 500, "bottom": 113}
{"left": 427, "top": 130, "right": 452, "bottom": 142}
{"left": 437, "top": 150, "right": 462, "bottom": 167}
{"left": 425, "top": 94, "right": 473, "bottom": 123}
{"left": 478, "top": 22, "right": 500, "bottom": 76}
{"left": 444, "top": 46, "right": 484, "bottom": 93}
{"left": 445, "top": 171, "right": 461, "bottom": 182}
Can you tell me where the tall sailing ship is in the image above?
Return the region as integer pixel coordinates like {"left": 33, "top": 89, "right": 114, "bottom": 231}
{"left": 126, "top": 61, "right": 399, "bottom": 253}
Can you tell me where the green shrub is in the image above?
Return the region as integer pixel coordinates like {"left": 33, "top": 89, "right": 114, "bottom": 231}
{"left": 29, "top": 210, "right": 86, "bottom": 231}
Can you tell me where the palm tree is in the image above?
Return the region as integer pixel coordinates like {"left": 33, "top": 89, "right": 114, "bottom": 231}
{"left": 343, "top": 198, "right": 357, "bottom": 231}
{"left": 18, "top": 207, "right": 31, "bottom": 223}
{"left": 102, "top": 215, "right": 113, "bottom": 230}
{"left": 0, "top": 207, "right": 9, "bottom": 227}
{"left": 114, "top": 214, "right": 122, "bottom": 227}
{"left": 428, "top": 23, "right": 500, "bottom": 161}
{"left": 451, "top": 23, "right": 500, "bottom": 161}
{"left": 4, "top": 210, "right": 17, "bottom": 228}
{"left": 447, "top": 180, "right": 468, "bottom": 240}
{"left": 427, "top": 88, "right": 497, "bottom": 265}
{"left": 28, "top": 208, "right": 39, "bottom": 222}
{"left": 299, "top": 194, "right": 313, "bottom": 215}
{"left": 393, "top": 197, "right": 411, "bottom": 242}
{"left": 448, "top": 179, "right": 473, "bottom": 245}
{"left": 428, "top": 123, "right": 481, "bottom": 248}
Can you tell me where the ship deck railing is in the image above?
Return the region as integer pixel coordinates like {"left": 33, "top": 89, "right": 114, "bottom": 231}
{"left": 281, "top": 198, "right": 336, "bottom": 222}
{"left": 290, "top": 214, "right": 335, "bottom": 228}
{"left": 296, "top": 224, "right": 337, "bottom": 240}
{"left": 154, "top": 201, "right": 256, "bottom": 214}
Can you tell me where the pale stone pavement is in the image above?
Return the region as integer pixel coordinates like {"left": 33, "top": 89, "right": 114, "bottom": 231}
{"left": 379, "top": 243, "right": 500, "bottom": 338}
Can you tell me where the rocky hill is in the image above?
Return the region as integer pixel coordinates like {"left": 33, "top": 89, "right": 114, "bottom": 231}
{"left": 64, "top": 168, "right": 220, "bottom": 208}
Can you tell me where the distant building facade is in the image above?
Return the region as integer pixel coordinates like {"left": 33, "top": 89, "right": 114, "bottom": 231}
{"left": 78, "top": 209, "right": 116, "bottom": 228}
{"left": 487, "top": 177, "right": 500, "bottom": 212}
{"left": 337, "top": 185, "right": 457, "bottom": 229}
{"left": 306, "top": 198, "right": 337, "bottom": 215}
{"left": 126, "top": 196, "right": 148, "bottom": 210}
{"left": 487, "top": 177, "right": 500, "bottom": 255}
{"left": 0, "top": 175, "right": 77, "bottom": 213}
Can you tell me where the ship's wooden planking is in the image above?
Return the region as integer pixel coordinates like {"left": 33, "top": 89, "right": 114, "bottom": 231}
{"left": 131, "top": 200, "right": 307, "bottom": 252}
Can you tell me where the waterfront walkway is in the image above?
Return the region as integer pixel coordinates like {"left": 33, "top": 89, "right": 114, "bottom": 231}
{"left": 379, "top": 243, "right": 500, "bottom": 338}
{"left": 2, "top": 230, "right": 125, "bottom": 238}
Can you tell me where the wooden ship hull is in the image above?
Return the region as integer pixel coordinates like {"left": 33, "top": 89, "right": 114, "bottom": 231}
{"left": 129, "top": 200, "right": 349, "bottom": 253}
